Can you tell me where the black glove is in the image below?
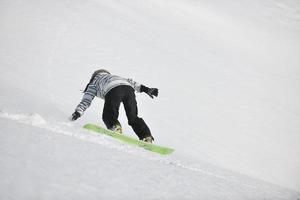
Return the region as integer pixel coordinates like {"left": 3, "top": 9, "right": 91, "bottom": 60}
{"left": 70, "top": 111, "right": 81, "bottom": 121}
{"left": 140, "top": 85, "right": 158, "bottom": 99}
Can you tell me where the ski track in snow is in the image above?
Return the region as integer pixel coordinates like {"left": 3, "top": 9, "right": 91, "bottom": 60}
{"left": 0, "top": 110, "right": 253, "bottom": 185}
{"left": 3, "top": 110, "right": 299, "bottom": 196}
{"left": 1, "top": 110, "right": 300, "bottom": 199}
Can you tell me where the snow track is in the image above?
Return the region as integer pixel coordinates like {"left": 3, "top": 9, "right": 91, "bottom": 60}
{"left": 1, "top": 111, "right": 299, "bottom": 199}
{"left": 0, "top": 111, "right": 234, "bottom": 180}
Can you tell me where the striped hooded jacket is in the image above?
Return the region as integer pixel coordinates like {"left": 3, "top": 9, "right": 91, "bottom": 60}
{"left": 76, "top": 73, "right": 142, "bottom": 115}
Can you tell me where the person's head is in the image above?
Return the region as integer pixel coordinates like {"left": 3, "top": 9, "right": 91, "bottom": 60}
{"left": 83, "top": 69, "right": 110, "bottom": 93}
{"left": 92, "top": 69, "right": 110, "bottom": 77}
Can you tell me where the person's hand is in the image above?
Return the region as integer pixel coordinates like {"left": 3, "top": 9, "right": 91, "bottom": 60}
{"left": 141, "top": 85, "right": 158, "bottom": 98}
{"left": 146, "top": 88, "right": 158, "bottom": 98}
{"left": 69, "top": 111, "right": 81, "bottom": 121}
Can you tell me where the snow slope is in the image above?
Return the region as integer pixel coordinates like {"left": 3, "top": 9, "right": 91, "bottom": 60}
{"left": 1, "top": 0, "right": 300, "bottom": 199}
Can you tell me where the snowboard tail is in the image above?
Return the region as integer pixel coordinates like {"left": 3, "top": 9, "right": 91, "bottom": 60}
{"left": 83, "top": 124, "right": 174, "bottom": 155}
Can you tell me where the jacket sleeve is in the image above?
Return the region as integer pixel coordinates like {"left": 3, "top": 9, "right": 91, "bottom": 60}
{"left": 127, "top": 78, "right": 142, "bottom": 92}
{"left": 75, "top": 84, "right": 97, "bottom": 115}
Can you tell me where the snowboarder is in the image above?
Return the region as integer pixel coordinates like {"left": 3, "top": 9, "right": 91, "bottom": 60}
{"left": 70, "top": 69, "right": 158, "bottom": 143}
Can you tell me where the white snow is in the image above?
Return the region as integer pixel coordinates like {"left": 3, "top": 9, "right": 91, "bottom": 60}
{"left": 1, "top": 0, "right": 300, "bottom": 199}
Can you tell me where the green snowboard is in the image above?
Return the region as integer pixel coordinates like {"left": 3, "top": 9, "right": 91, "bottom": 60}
{"left": 83, "top": 124, "right": 174, "bottom": 155}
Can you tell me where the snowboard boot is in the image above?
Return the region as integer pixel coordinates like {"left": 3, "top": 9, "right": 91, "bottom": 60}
{"left": 110, "top": 124, "right": 122, "bottom": 134}
{"left": 142, "top": 136, "right": 153, "bottom": 143}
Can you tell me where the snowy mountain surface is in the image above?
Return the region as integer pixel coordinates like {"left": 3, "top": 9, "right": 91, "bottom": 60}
{"left": 1, "top": 0, "right": 300, "bottom": 199}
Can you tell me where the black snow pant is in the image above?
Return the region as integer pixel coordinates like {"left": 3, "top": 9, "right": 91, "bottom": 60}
{"left": 102, "top": 85, "right": 152, "bottom": 140}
